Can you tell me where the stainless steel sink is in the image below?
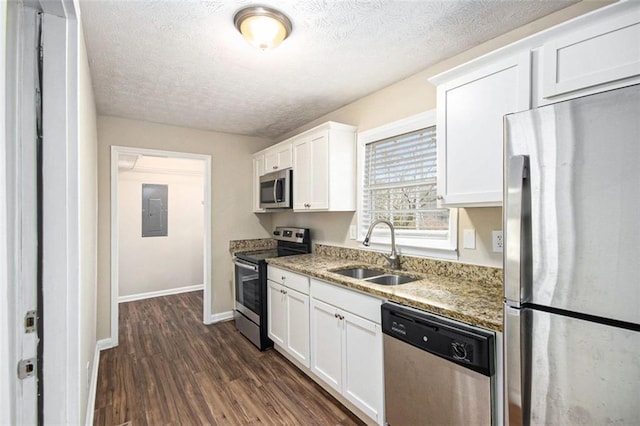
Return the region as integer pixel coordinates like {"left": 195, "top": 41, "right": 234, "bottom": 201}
{"left": 365, "top": 274, "right": 416, "bottom": 286}
{"left": 331, "top": 267, "right": 386, "bottom": 279}
{"left": 331, "top": 267, "right": 417, "bottom": 286}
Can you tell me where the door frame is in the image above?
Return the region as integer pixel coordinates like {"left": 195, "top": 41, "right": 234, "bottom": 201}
{"left": 110, "top": 146, "right": 213, "bottom": 347}
{"left": 1, "top": 2, "right": 11, "bottom": 424}
{"left": 3, "top": 0, "right": 81, "bottom": 424}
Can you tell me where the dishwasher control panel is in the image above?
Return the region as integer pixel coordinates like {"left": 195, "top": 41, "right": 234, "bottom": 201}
{"left": 381, "top": 302, "right": 494, "bottom": 376}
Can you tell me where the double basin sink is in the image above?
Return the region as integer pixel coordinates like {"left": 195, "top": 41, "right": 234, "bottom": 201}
{"left": 330, "top": 267, "right": 417, "bottom": 286}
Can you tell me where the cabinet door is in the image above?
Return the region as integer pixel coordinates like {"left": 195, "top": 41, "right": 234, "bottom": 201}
{"left": 308, "top": 132, "right": 329, "bottom": 210}
{"left": 277, "top": 144, "right": 292, "bottom": 169}
{"left": 437, "top": 52, "right": 530, "bottom": 206}
{"left": 342, "top": 311, "right": 383, "bottom": 423}
{"left": 265, "top": 143, "right": 292, "bottom": 172}
{"left": 267, "top": 281, "right": 286, "bottom": 346}
{"left": 286, "top": 288, "right": 310, "bottom": 368}
{"left": 310, "top": 298, "right": 342, "bottom": 393}
{"left": 542, "top": 12, "right": 640, "bottom": 102}
{"left": 264, "top": 150, "right": 278, "bottom": 172}
{"left": 252, "top": 155, "right": 265, "bottom": 212}
{"left": 293, "top": 138, "right": 311, "bottom": 210}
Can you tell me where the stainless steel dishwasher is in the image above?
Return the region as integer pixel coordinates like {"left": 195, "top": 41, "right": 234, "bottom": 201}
{"left": 382, "top": 302, "right": 495, "bottom": 425}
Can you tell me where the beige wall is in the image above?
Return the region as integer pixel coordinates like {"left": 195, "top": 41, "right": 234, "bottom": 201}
{"left": 78, "top": 23, "right": 98, "bottom": 425}
{"left": 97, "top": 116, "right": 273, "bottom": 339}
{"left": 273, "top": 1, "right": 610, "bottom": 268}
{"left": 118, "top": 170, "right": 204, "bottom": 297}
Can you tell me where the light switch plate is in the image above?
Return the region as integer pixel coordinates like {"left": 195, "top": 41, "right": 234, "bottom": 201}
{"left": 463, "top": 229, "right": 476, "bottom": 250}
{"left": 349, "top": 225, "right": 357, "bottom": 240}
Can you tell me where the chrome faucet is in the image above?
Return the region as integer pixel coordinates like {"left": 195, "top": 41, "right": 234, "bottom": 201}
{"left": 363, "top": 219, "right": 400, "bottom": 270}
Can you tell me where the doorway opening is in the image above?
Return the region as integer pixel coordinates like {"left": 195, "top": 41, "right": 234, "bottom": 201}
{"left": 110, "top": 146, "right": 212, "bottom": 347}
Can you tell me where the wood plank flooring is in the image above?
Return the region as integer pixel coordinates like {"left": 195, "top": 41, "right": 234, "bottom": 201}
{"left": 94, "top": 291, "right": 363, "bottom": 425}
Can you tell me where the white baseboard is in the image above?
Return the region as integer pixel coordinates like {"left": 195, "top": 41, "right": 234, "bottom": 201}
{"left": 118, "top": 284, "right": 203, "bottom": 303}
{"left": 207, "top": 310, "right": 234, "bottom": 324}
{"left": 85, "top": 338, "right": 113, "bottom": 426}
{"left": 96, "top": 338, "right": 115, "bottom": 351}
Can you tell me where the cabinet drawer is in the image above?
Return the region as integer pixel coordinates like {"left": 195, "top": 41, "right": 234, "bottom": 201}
{"left": 310, "top": 279, "right": 382, "bottom": 324}
{"left": 268, "top": 266, "right": 309, "bottom": 294}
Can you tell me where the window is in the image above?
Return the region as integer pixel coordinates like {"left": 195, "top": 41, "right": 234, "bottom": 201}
{"left": 358, "top": 111, "right": 457, "bottom": 257}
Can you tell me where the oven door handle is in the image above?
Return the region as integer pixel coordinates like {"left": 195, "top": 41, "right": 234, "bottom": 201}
{"left": 234, "top": 260, "right": 259, "bottom": 272}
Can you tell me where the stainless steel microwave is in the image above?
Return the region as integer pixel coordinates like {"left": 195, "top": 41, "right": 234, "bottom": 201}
{"left": 259, "top": 169, "right": 292, "bottom": 209}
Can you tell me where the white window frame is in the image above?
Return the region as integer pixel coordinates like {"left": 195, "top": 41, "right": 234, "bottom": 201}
{"left": 357, "top": 110, "right": 458, "bottom": 260}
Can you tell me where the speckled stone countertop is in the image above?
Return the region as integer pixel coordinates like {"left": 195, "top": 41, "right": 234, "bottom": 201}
{"left": 229, "top": 238, "right": 276, "bottom": 255}
{"left": 266, "top": 252, "right": 503, "bottom": 332}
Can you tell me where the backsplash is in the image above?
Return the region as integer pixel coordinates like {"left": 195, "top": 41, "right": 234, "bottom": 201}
{"left": 315, "top": 244, "right": 503, "bottom": 287}
{"left": 229, "top": 238, "right": 276, "bottom": 254}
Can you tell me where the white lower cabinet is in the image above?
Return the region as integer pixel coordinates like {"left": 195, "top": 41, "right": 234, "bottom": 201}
{"left": 310, "top": 280, "right": 384, "bottom": 425}
{"left": 267, "top": 281, "right": 286, "bottom": 346}
{"left": 310, "top": 299, "right": 342, "bottom": 392}
{"left": 286, "top": 288, "right": 310, "bottom": 365}
{"left": 267, "top": 268, "right": 310, "bottom": 368}
{"left": 342, "top": 310, "right": 382, "bottom": 420}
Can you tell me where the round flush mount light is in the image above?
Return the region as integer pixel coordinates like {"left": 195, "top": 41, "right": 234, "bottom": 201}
{"left": 234, "top": 5, "right": 292, "bottom": 50}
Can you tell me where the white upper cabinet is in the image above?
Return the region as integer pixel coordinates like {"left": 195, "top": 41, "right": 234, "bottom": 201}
{"left": 292, "top": 122, "right": 357, "bottom": 212}
{"left": 428, "top": 1, "right": 640, "bottom": 208}
{"left": 540, "top": 8, "right": 640, "bottom": 104}
{"left": 252, "top": 153, "right": 265, "bottom": 213}
{"left": 432, "top": 52, "right": 531, "bottom": 207}
{"left": 263, "top": 142, "right": 292, "bottom": 173}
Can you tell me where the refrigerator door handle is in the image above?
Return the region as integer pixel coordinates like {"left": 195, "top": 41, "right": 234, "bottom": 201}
{"left": 505, "top": 155, "right": 529, "bottom": 304}
{"left": 504, "top": 305, "right": 531, "bottom": 426}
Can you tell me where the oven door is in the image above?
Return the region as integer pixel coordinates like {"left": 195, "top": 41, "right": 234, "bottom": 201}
{"left": 234, "top": 259, "right": 262, "bottom": 324}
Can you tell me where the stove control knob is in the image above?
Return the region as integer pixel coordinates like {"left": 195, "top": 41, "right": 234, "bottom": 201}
{"left": 296, "top": 233, "right": 304, "bottom": 238}
{"left": 273, "top": 231, "right": 281, "bottom": 236}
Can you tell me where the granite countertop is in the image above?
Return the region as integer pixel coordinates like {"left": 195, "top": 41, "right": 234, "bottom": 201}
{"left": 266, "top": 253, "right": 503, "bottom": 332}
{"left": 229, "top": 238, "right": 276, "bottom": 255}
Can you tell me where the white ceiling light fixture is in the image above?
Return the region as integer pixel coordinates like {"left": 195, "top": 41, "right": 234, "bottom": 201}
{"left": 234, "top": 5, "right": 292, "bottom": 50}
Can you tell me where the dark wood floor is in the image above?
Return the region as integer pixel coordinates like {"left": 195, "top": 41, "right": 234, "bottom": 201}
{"left": 94, "top": 291, "right": 363, "bottom": 425}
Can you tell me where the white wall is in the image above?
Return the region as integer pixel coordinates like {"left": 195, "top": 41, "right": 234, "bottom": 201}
{"left": 118, "top": 167, "right": 204, "bottom": 297}
{"left": 77, "top": 17, "right": 98, "bottom": 426}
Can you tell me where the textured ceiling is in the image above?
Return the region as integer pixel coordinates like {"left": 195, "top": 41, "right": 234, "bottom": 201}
{"left": 80, "top": 0, "right": 578, "bottom": 139}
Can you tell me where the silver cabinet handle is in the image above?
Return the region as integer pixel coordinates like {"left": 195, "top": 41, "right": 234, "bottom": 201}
{"left": 273, "top": 165, "right": 278, "bottom": 169}
{"left": 334, "top": 313, "right": 339, "bottom": 318}
{"left": 436, "top": 195, "right": 443, "bottom": 200}
{"left": 505, "top": 155, "right": 529, "bottom": 305}
{"left": 281, "top": 276, "right": 286, "bottom": 281}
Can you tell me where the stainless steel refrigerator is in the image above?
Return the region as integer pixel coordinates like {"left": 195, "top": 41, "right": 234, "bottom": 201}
{"left": 503, "top": 84, "right": 640, "bottom": 425}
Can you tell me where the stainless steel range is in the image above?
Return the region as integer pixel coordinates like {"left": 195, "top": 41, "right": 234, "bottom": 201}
{"left": 233, "top": 227, "right": 311, "bottom": 350}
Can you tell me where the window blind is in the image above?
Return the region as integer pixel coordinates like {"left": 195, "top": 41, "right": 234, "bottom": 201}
{"left": 362, "top": 126, "right": 449, "bottom": 236}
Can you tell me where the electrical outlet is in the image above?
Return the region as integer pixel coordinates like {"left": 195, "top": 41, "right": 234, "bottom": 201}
{"left": 349, "top": 225, "right": 357, "bottom": 240}
{"left": 492, "top": 230, "right": 503, "bottom": 253}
